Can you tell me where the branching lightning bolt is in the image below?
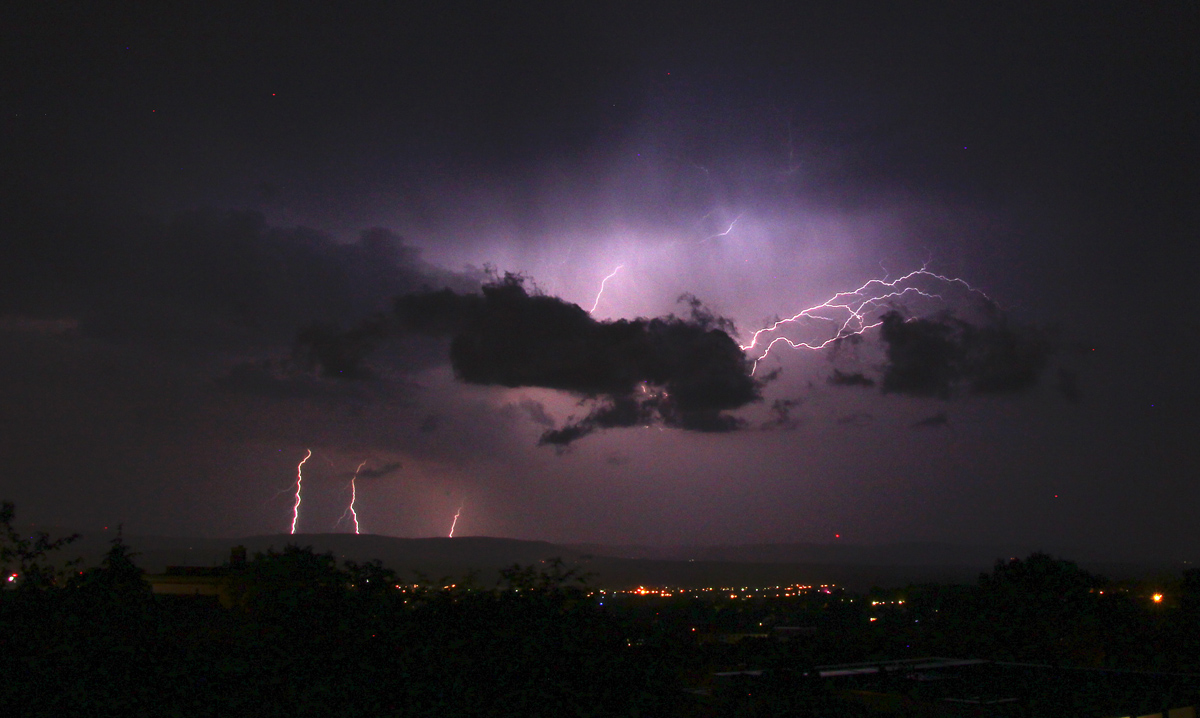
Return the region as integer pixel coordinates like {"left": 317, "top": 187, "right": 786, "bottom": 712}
{"left": 700, "top": 212, "right": 745, "bottom": 242}
{"left": 335, "top": 460, "right": 367, "bottom": 535}
{"left": 741, "top": 265, "right": 993, "bottom": 373}
{"left": 589, "top": 265, "right": 623, "bottom": 314}
{"left": 290, "top": 449, "right": 312, "bottom": 535}
{"left": 448, "top": 505, "right": 463, "bottom": 538}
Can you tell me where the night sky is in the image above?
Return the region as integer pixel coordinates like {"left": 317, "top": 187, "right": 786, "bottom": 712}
{"left": 2, "top": 2, "right": 1196, "bottom": 559}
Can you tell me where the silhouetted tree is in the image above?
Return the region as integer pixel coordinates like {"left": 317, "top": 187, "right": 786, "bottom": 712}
{"left": 72, "top": 526, "right": 147, "bottom": 595}
{"left": 0, "top": 499, "right": 79, "bottom": 592}
{"left": 968, "top": 552, "right": 1108, "bottom": 663}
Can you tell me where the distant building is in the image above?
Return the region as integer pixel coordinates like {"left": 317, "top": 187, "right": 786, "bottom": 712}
{"left": 145, "top": 545, "right": 245, "bottom": 608}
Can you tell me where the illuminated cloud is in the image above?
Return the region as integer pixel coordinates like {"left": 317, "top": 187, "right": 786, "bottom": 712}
{"left": 836, "top": 412, "right": 875, "bottom": 428}
{"left": 827, "top": 370, "right": 875, "bottom": 388}
{"left": 518, "top": 399, "right": 556, "bottom": 428}
{"left": 356, "top": 462, "right": 403, "bottom": 480}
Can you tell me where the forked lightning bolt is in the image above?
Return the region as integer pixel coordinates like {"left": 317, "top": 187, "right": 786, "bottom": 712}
{"left": 741, "top": 266, "right": 992, "bottom": 373}
{"left": 448, "top": 505, "right": 463, "bottom": 538}
{"left": 701, "top": 212, "right": 745, "bottom": 242}
{"left": 589, "top": 265, "right": 623, "bottom": 313}
{"left": 290, "top": 449, "right": 312, "bottom": 535}
{"left": 335, "top": 460, "right": 367, "bottom": 535}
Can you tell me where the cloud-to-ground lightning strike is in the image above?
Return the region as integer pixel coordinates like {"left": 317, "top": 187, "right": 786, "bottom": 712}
{"left": 741, "top": 266, "right": 993, "bottom": 373}
{"left": 589, "top": 265, "right": 623, "bottom": 313}
{"left": 290, "top": 449, "right": 312, "bottom": 535}
{"left": 335, "top": 460, "right": 367, "bottom": 534}
{"left": 448, "top": 505, "right": 463, "bottom": 538}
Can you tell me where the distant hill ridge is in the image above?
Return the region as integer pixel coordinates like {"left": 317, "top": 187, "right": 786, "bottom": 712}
{"left": 564, "top": 541, "right": 1035, "bottom": 566}
{"left": 16, "top": 529, "right": 1190, "bottom": 590}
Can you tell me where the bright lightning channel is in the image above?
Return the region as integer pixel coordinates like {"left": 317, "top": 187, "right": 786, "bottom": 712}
{"left": 448, "top": 505, "right": 463, "bottom": 538}
{"left": 335, "top": 460, "right": 367, "bottom": 535}
{"left": 589, "top": 265, "right": 623, "bottom": 314}
{"left": 290, "top": 449, "right": 312, "bottom": 535}
{"left": 741, "top": 266, "right": 992, "bottom": 373}
{"left": 701, "top": 212, "right": 745, "bottom": 242}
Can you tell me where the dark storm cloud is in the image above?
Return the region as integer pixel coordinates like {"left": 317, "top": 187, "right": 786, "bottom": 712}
{"left": 877, "top": 310, "right": 1051, "bottom": 399}
{"left": 539, "top": 397, "right": 659, "bottom": 448}
{"left": 0, "top": 196, "right": 468, "bottom": 361}
{"left": 217, "top": 360, "right": 366, "bottom": 401}
{"left": 0, "top": 192, "right": 493, "bottom": 429}
{"left": 392, "top": 275, "right": 762, "bottom": 446}
{"left": 293, "top": 316, "right": 392, "bottom": 380}
{"left": 215, "top": 357, "right": 414, "bottom": 407}
{"left": 761, "top": 398, "right": 802, "bottom": 431}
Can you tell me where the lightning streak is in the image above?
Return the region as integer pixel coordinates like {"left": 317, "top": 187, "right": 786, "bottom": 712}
{"left": 335, "top": 460, "right": 367, "bottom": 534}
{"left": 741, "top": 266, "right": 992, "bottom": 373}
{"left": 448, "top": 505, "right": 463, "bottom": 538}
{"left": 701, "top": 212, "right": 745, "bottom": 242}
{"left": 589, "top": 265, "right": 623, "bottom": 314}
{"left": 290, "top": 449, "right": 312, "bottom": 535}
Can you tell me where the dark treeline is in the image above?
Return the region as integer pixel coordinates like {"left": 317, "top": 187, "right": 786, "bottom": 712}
{"left": 679, "top": 553, "right": 1200, "bottom": 671}
{"left": 668, "top": 554, "right": 1200, "bottom": 715}
{"left": 0, "top": 502, "right": 680, "bottom": 717}
{"left": 3, "top": 500, "right": 1199, "bottom": 716}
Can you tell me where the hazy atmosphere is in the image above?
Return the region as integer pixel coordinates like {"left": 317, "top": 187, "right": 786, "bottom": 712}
{"left": 3, "top": 2, "right": 1196, "bottom": 559}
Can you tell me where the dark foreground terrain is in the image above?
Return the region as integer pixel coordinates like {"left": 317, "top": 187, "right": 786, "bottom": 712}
{"left": 4, "top": 503, "right": 1199, "bottom": 716}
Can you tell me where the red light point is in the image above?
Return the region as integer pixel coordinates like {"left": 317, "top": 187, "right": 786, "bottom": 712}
{"left": 835, "top": 533, "right": 840, "bottom": 538}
